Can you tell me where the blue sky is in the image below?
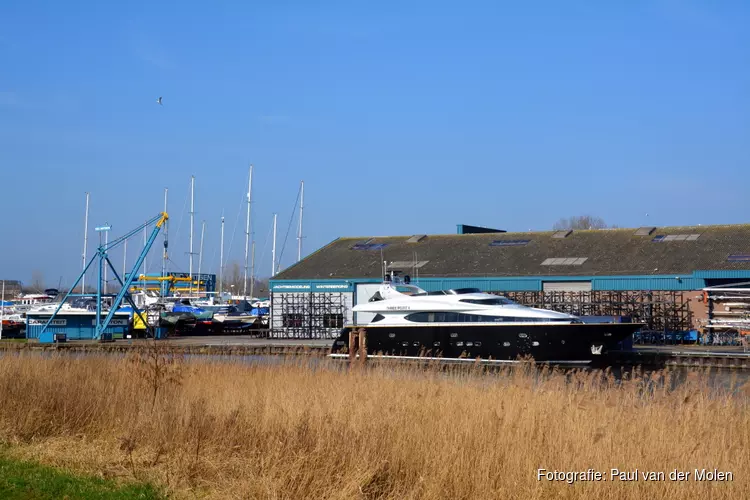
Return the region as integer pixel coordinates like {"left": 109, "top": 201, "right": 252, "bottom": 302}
{"left": 1, "top": 0, "right": 748, "bottom": 289}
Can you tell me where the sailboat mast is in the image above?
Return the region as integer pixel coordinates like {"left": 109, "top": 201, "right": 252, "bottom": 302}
{"left": 103, "top": 227, "right": 108, "bottom": 295}
{"left": 82, "top": 192, "right": 89, "bottom": 293}
{"left": 271, "top": 213, "right": 277, "bottom": 276}
{"left": 250, "top": 241, "right": 255, "bottom": 298}
{"left": 219, "top": 215, "right": 225, "bottom": 296}
{"left": 142, "top": 221, "right": 147, "bottom": 295}
{"left": 162, "top": 187, "right": 168, "bottom": 296}
{"left": 243, "top": 165, "right": 252, "bottom": 298}
{"left": 189, "top": 175, "right": 196, "bottom": 294}
{"left": 1, "top": 280, "right": 5, "bottom": 340}
{"left": 297, "top": 180, "right": 304, "bottom": 262}
{"left": 198, "top": 220, "right": 205, "bottom": 295}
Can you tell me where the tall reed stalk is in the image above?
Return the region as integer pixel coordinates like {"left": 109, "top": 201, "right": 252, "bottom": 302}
{"left": 0, "top": 350, "right": 747, "bottom": 499}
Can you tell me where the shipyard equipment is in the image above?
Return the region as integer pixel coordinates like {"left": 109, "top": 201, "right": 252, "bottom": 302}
{"left": 40, "top": 212, "right": 169, "bottom": 340}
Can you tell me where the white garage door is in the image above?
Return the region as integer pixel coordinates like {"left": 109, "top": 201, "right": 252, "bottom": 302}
{"left": 355, "top": 284, "right": 382, "bottom": 325}
{"left": 542, "top": 281, "right": 592, "bottom": 292}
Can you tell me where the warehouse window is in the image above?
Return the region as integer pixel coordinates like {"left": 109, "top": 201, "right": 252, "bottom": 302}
{"left": 323, "top": 313, "right": 344, "bottom": 328}
{"left": 282, "top": 314, "right": 304, "bottom": 328}
{"left": 541, "top": 257, "right": 588, "bottom": 265}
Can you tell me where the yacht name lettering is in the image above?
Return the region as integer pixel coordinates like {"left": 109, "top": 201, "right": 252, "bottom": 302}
{"left": 386, "top": 306, "right": 411, "bottom": 310}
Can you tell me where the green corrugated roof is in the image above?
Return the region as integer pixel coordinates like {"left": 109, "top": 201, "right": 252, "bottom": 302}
{"left": 273, "top": 224, "right": 750, "bottom": 280}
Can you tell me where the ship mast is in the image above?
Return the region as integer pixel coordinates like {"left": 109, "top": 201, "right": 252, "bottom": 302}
{"left": 161, "top": 187, "right": 168, "bottom": 296}
{"left": 219, "top": 214, "right": 225, "bottom": 296}
{"left": 188, "top": 175, "right": 195, "bottom": 295}
{"left": 82, "top": 192, "right": 89, "bottom": 293}
{"left": 297, "top": 180, "right": 304, "bottom": 262}
{"left": 198, "top": 220, "right": 205, "bottom": 295}
{"left": 271, "top": 213, "right": 277, "bottom": 276}
{"left": 243, "top": 165, "right": 253, "bottom": 298}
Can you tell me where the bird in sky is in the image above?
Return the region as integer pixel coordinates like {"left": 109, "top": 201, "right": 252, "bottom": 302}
{"left": 156, "top": 96, "right": 162, "bottom": 106}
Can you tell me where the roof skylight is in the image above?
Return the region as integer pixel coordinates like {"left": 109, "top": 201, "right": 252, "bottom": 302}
{"left": 541, "top": 257, "right": 588, "bottom": 266}
{"left": 490, "top": 239, "right": 530, "bottom": 247}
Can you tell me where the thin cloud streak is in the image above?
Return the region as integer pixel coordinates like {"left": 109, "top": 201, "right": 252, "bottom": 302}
{"left": 128, "top": 32, "right": 176, "bottom": 70}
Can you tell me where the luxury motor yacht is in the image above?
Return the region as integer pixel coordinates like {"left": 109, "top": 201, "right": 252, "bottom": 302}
{"left": 330, "top": 271, "right": 642, "bottom": 363}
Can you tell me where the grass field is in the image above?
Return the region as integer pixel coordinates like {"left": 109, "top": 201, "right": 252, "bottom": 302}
{"left": 0, "top": 451, "right": 163, "bottom": 499}
{"left": 0, "top": 348, "right": 747, "bottom": 499}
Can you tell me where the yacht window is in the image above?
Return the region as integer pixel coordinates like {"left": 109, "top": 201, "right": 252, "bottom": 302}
{"left": 446, "top": 288, "right": 482, "bottom": 295}
{"left": 372, "top": 314, "right": 385, "bottom": 323}
{"left": 403, "top": 312, "right": 571, "bottom": 323}
{"left": 368, "top": 292, "right": 384, "bottom": 302}
{"left": 405, "top": 312, "right": 429, "bottom": 322}
{"left": 459, "top": 297, "right": 515, "bottom": 305}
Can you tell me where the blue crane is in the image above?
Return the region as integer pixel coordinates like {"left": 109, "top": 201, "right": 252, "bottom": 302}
{"left": 40, "top": 212, "right": 169, "bottom": 340}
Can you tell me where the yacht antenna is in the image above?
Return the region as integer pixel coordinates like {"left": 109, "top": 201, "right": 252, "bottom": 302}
{"left": 414, "top": 251, "right": 419, "bottom": 284}
{"left": 82, "top": 192, "right": 89, "bottom": 293}
{"left": 243, "top": 165, "right": 253, "bottom": 298}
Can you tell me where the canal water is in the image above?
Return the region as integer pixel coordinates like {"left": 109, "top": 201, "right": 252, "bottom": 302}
{"left": 2, "top": 349, "right": 748, "bottom": 397}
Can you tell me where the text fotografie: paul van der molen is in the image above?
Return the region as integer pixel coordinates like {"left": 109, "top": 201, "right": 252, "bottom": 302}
{"left": 538, "top": 468, "right": 733, "bottom": 483}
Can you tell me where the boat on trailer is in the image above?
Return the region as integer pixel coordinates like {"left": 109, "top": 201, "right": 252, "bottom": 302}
{"left": 330, "top": 271, "right": 642, "bottom": 363}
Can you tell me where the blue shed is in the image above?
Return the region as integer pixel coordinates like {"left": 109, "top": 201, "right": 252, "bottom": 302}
{"left": 26, "top": 311, "right": 131, "bottom": 342}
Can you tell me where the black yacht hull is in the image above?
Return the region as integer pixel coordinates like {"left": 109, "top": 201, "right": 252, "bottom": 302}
{"left": 330, "top": 322, "right": 643, "bottom": 362}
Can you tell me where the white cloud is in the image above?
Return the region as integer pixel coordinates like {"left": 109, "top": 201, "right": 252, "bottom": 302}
{"left": 128, "top": 32, "right": 176, "bottom": 70}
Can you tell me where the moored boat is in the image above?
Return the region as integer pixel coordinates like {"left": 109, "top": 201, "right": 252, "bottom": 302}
{"left": 330, "top": 271, "right": 643, "bottom": 363}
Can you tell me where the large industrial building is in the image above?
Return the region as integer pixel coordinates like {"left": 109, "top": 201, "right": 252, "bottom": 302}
{"left": 269, "top": 224, "right": 750, "bottom": 340}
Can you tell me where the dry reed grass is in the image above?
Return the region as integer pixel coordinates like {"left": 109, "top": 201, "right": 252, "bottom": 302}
{"left": 0, "top": 348, "right": 747, "bottom": 499}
